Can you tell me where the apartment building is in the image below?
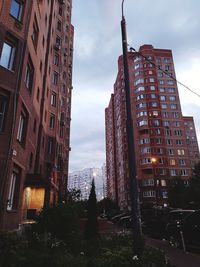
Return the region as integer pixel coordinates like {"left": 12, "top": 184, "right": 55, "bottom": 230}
{"left": 105, "top": 44, "right": 199, "bottom": 210}
{"left": 0, "top": 0, "right": 73, "bottom": 230}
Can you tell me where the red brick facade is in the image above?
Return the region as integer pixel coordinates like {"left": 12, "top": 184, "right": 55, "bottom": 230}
{"left": 0, "top": 0, "right": 73, "bottom": 230}
{"left": 105, "top": 45, "right": 200, "bottom": 210}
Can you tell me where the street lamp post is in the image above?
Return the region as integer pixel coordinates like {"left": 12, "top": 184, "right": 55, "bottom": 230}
{"left": 121, "top": 0, "right": 143, "bottom": 257}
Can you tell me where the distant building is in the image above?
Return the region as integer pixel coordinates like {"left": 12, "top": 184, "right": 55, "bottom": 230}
{"left": 68, "top": 166, "right": 106, "bottom": 201}
{"left": 0, "top": 0, "right": 73, "bottom": 230}
{"left": 105, "top": 44, "right": 200, "bottom": 210}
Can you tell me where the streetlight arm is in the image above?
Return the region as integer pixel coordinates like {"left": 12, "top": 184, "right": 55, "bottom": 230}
{"left": 122, "top": 0, "right": 125, "bottom": 19}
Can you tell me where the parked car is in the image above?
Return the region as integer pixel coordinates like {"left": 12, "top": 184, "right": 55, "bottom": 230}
{"left": 117, "top": 215, "right": 132, "bottom": 229}
{"left": 165, "top": 210, "right": 200, "bottom": 251}
{"left": 111, "top": 212, "right": 130, "bottom": 224}
{"left": 166, "top": 209, "right": 195, "bottom": 224}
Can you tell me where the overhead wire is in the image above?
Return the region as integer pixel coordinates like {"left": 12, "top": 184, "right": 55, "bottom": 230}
{"left": 130, "top": 47, "right": 200, "bottom": 98}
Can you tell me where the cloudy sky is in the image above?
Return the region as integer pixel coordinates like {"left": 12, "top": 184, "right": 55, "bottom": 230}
{"left": 69, "top": 0, "right": 200, "bottom": 172}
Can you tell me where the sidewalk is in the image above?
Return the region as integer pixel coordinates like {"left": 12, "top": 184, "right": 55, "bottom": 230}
{"left": 146, "top": 237, "right": 200, "bottom": 267}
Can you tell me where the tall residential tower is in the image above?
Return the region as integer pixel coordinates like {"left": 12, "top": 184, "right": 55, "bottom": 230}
{"left": 105, "top": 45, "right": 199, "bottom": 210}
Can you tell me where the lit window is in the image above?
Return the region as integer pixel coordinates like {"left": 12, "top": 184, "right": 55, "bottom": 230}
{"left": 10, "top": 0, "right": 23, "bottom": 21}
{"left": 161, "top": 180, "right": 166, "bottom": 186}
{"left": 0, "top": 95, "right": 8, "bottom": 132}
{"left": 0, "top": 41, "right": 16, "bottom": 70}
{"left": 170, "top": 159, "right": 176, "bottom": 165}
{"left": 177, "top": 149, "right": 185, "bottom": 156}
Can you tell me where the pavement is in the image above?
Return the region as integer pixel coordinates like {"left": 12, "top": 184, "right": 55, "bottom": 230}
{"left": 146, "top": 238, "right": 200, "bottom": 267}
{"left": 97, "top": 217, "right": 200, "bottom": 267}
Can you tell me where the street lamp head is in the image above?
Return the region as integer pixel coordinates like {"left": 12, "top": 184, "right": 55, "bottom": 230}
{"left": 151, "top": 157, "right": 157, "bottom": 164}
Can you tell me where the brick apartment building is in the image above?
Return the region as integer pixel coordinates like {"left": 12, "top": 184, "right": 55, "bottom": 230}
{"left": 0, "top": 0, "right": 73, "bottom": 230}
{"left": 105, "top": 44, "right": 199, "bottom": 210}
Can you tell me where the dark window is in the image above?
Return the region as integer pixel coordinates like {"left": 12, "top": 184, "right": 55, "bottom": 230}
{"left": 58, "top": 6, "right": 62, "bottom": 16}
{"left": 25, "top": 57, "right": 34, "bottom": 91}
{"left": 33, "top": 119, "right": 37, "bottom": 133}
{"left": 10, "top": 0, "right": 23, "bottom": 21}
{"left": 7, "top": 171, "right": 20, "bottom": 210}
{"left": 54, "top": 53, "right": 59, "bottom": 66}
{"left": 32, "top": 16, "right": 39, "bottom": 48}
{"left": 0, "top": 40, "right": 16, "bottom": 70}
{"left": 52, "top": 71, "right": 59, "bottom": 85}
{"left": 47, "top": 137, "right": 54, "bottom": 154}
{"left": 49, "top": 113, "right": 55, "bottom": 129}
{"left": 57, "top": 20, "right": 62, "bottom": 31}
{"left": 29, "top": 152, "right": 33, "bottom": 168}
{"left": 0, "top": 95, "right": 8, "bottom": 132}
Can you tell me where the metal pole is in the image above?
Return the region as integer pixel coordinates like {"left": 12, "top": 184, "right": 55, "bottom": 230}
{"left": 121, "top": 0, "right": 143, "bottom": 257}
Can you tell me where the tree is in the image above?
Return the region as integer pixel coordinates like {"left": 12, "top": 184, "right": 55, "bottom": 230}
{"left": 168, "top": 176, "right": 188, "bottom": 208}
{"left": 187, "top": 161, "right": 200, "bottom": 208}
{"left": 66, "top": 188, "right": 81, "bottom": 202}
{"left": 84, "top": 179, "right": 99, "bottom": 239}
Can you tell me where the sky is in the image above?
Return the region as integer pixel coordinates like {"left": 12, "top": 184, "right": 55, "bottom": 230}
{"left": 69, "top": 0, "right": 200, "bottom": 172}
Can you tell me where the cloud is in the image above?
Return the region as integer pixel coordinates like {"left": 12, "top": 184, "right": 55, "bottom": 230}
{"left": 70, "top": 0, "right": 200, "bottom": 171}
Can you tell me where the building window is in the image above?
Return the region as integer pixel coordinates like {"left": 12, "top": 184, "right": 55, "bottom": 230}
{"left": 142, "top": 179, "right": 154, "bottom": 186}
{"left": 169, "top": 96, "right": 176, "bottom": 101}
{"left": 51, "top": 92, "right": 56, "bottom": 107}
{"left": 32, "top": 16, "right": 39, "bottom": 48}
{"left": 149, "top": 78, "right": 155, "bottom": 83}
{"left": 150, "top": 86, "right": 155, "bottom": 90}
{"left": 52, "top": 71, "right": 59, "bottom": 85}
{"left": 54, "top": 53, "right": 59, "bottom": 66}
{"left": 47, "top": 137, "right": 54, "bottom": 154}
{"left": 159, "top": 80, "right": 164, "bottom": 85}
{"left": 143, "top": 190, "right": 155, "bottom": 198}
{"left": 169, "top": 159, "right": 176, "bottom": 166}
{"left": 170, "top": 169, "right": 177, "bottom": 176}
{"left": 0, "top": 41, "right": 16, "bottom": 70}
{"left": 160, "top": 95, "right": 166, "bottom": 101}
{"left": 168, "top": 149, "right": 174, "bottom": 155}
{"left": 170, "top": 104, "right": 177, "bottom": 109}
{"left": 161, "top": 104, "right": 167, "bottom": 109}
{"left": 177, "top": 149, "right": 185, "bottom": 156}
{"left": 180, "top": 169, "right": 188, "bottom": 176}
{"left": 10, "top": 0, "right": 23, "bottom": 21}
{"left": 168, "top": 88, "right": 175, "bottom": 93}
{"left": 159, "top": 88, "right": 165, "bottom": 92}
{"left": 25, "top": 57, "right": 34, "bottom": 91}
{"left": 29, "top": 152, "right": 33, "bottom": 169}
{"left": 17, "top": 113, "right": 26, "bottom": 144}
{"left": 57, "top": 20, "right": 62, "bottom": 31}
{"left": 179, "top": 159, "right": 186, "bottom": 165}
{"left": 167, "top": 80, "right": 174, "bottom": 85}
{"left": 175, "top": 130, "right": 182, "bottom": 136}
{"left": 49, "top": 113, "right": 55, "bottom": 129}
{"left": 0, "top": 95, "right": 8, "bottom": 132}
{"left": 61, "top": 84, "right": 66, "bottom": 93}
{"left": 7, "top": 171, "right": 20, "bottom": 210}
{"left": 176, "top": 139, "right": 183, "bottom": 145}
